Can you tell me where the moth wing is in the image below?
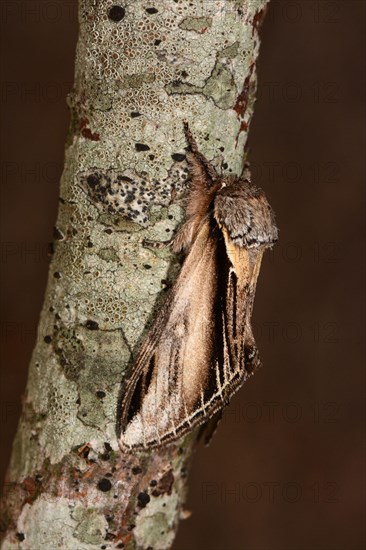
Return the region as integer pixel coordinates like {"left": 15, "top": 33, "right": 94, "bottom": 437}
{"left": 118, "top": 221, "right": 218, "bottom": 450}
{"left": 118, "top": 220, "right": 259, "bottom": 451}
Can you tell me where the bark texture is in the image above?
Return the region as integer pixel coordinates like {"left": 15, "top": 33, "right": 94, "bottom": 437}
{"left": 1, "top": 1, "right": 269, "bottom": 548}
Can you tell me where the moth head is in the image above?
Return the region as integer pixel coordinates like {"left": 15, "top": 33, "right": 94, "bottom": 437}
{"left": 181, "top": 122, "right": 278, "bottom": 250}
{"left": 214, "top": 177, "right": 278, "bottom": 249}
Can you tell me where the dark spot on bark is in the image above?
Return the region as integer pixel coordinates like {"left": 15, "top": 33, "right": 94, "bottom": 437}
{"left": 159, "top": 470, "right": 174, "bottom": 495}
{"left": 127, "top": 524, "right": 135, "bottom": 531}
{"left": 117, "top": 543, "right": 124, "bottom": 548}
{"left": 171, "top": 153, "right": 186, "bottom": 162}
{"left": 87, "top": 241, "right": 94, "bottom": 248}
{"left": 222, "top": 162, "right": 228, "bottom": 169}
{"left": 81, "top": 127, "right": 100, "bottom": 141}
{"left": 44, "top": 335, "right": 52, "bottom": 344}
{"left": 153, "top": 470, "right": 174, "bottom": 497}
{"left": 22, "top": 476, "right": 39, "bottom": 504}
{"left": 108, "top": 6, "right": 125, "bottom": 22}
{"left": 16, "top": 533, "right": 25, "bottom": 541}
{"left": 132, "top": 466, "right": 142, "bottom": 475}
{"left": 146, "top": 7, "right": 158, "bottom": 14}
{"left": 149, "top": 479, "right": 157, "bottom": 486}
{"left": 76, "top": 397, "right": 81, "bottom": 405}
{"left": 86, "top": 174, "right": 100, "bottom": 188}
{"left": 53, "top": 271, "right": 61, "bottom": 279}
{"left": 85, "top": 319, "right": 99, "bottom": 330}
{"left": 171, "top": 79, "right": 182, "bottom": 88}
{"left": 135, "top": 143, "right": 150, "bottom": 152}
{"left": 97, "top": 478, "right": 112, "bottom": 492}
{"left": 96, "top": 390, "right": 106, "bottom": 398}
{"left": 104, "top": 228, "right": 113, "bottom": 234}
{"left": 53, "top": 226, "right": 64, "bottom": 240}
{"left": 154, "top": 39, "right": 161, "bottom": 45}
{"left": 253, "top": 6, "right": 267, "bottom": 35}
{"left": 130, "top": 111, "right": 141, "bottom": 118}
{"left": 181, "top": 70, "right": 189, "bottom": 78}
{"left": 137, "top": 491, "right": 150, "bottom": 508}
{"left": 149, "top": 154, "right": 155, "bottom": 160}
{"left": 220, "top": 146, "right": 225, "bottom": 151}
{"left": 234, "top": 64, "right": 254, "bottom": 117}
{"left": 143, "top": 264, "right": 152, "bottom": 269}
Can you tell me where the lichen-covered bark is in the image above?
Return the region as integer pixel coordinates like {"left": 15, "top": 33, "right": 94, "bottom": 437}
{"left": 1, "top": 1, "right": 269, "bottom": 548}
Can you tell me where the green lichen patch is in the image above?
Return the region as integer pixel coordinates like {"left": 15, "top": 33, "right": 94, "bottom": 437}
{"left": 203, "top": 61, "right": 237, "bottom": 109}
{"left": 178, "top": 17, "right": 212, "bottom": 33}
{"left": 52, "top": 327, "right": 86, "bottom": 383}
{"left": 120, "top": 72, "right": 156, "bottom": 89}
{"left": 97, "top": 247, "right": 120, "bottom": 263}
{"left": 97, "top": 214, "right": 143, "bottom": 232}
{"left": 219, "top": 41, "right": 240, "bottom": 60}
{"left": 166, "top": 59, "right": 237, "bottom": 110}
{"left": 72, "top": 505, "right": 108, "bottom": 545}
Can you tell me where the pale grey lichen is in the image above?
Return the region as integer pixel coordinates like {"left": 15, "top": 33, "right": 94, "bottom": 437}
{"left": 13, "top": 498, "right": 108, "bottom": 550}
{"left": 134, "top": 494, "right": 180, "bottom": 550}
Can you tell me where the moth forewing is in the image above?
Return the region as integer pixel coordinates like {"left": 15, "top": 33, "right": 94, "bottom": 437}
{"left": 118, "top": 221, "right": 220, "bottom": 450}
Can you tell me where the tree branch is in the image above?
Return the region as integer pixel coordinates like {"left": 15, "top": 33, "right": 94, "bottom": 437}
{"left": 1, "top": 1, "right": 270, "bottom": 548}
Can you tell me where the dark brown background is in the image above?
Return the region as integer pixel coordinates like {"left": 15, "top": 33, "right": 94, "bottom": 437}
{"left": 0, "top": 1, "right": 364, "bottom": 549}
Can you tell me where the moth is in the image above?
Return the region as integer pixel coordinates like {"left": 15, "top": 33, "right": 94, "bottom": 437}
{"left": 117, "top": 122, "right": 278, "bottom": 451}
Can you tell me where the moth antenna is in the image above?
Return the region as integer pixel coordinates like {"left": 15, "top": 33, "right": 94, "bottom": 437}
{"left": 182, "top": 120, "right": 219, "bottom": 187}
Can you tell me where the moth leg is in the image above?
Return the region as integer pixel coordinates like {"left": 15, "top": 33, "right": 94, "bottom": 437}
{"left": 243, "top": 331, "right": 262, "bottom": 375}
{"left": 198, "top": 409, "right": 223, "bottom": 447}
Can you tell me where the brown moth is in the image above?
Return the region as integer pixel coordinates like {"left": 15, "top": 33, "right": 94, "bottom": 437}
{"left": 117, "top": 122, "right": 278, "bottom": 451}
